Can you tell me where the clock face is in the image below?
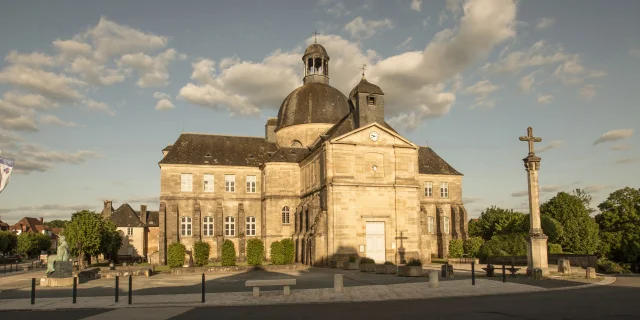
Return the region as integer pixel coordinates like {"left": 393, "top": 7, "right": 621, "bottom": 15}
{"left": 369, "top": 131, "right": 379, "bottom": 142}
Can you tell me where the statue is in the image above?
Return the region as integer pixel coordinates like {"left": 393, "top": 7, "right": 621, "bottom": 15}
{"left": 46, "top": 234, "right": 70, "bottom": 275}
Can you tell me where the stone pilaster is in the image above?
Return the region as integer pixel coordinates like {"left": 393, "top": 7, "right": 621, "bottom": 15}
{"left": 450, "top": 206, "right": 460, "bottom": 239}
{"left": 238, "top": 203, "right": 246, "bottom": 261}
{"left": 193, "top": 202, "right": 201, "bottom": 240}
{"left": 523, "top": 152, "right": 549, "bottom": 276}
{"left": 215, "top": 201, "right": 224, "bottom": 260}
{"left": 171, "top": 204, "right": 179, "bottom": 243}
{"left": 158, "top": 202, "right": 167, "bottom": 265}
{"left": 458, "top": 205, "right": 469, "bottom": 240}
{"left": 436, "top": 206, "right": 450, "bottom": 259}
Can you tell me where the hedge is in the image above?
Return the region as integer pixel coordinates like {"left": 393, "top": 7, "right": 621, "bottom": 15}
{"left": 167, "top": 242, "right": 186, "bottom": 268}
{"left": 281, "top": 238, "right": 295, "bottom": 264}
{"left": 448, "top": 239, "right": 464, "bottom": 258}
{"left": 270, "top": 241, "right": 285, "bottom": 265}
{"left": 193, "top": 241, "right": 211, "bottom": 267}
{"left": 548, "top": 243, "right": 563, "bottom": 254}
{"left": 221, "top": 239, "right": 236, "bottom": 266}
{"left": 246, "top": 238, "right": 264, "bottom": 266}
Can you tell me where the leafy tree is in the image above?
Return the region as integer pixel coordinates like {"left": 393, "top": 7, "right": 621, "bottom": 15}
{"left": 246, "top": 238, "right": 264, "bottom": 266}
{"left": 167, "top": 242, "right": 186, "bottom": 268}
{"left": 270, "top": 241, "right": 285, "bottom": 265}
{"left": 221, "top": 239, "right": 236, "bottom": 266}
{"left": 64, "top": 210, "right": 104, "bottom": 269}
{"left": 548, "top": 243, "right": 563, "bottom": 254}
{"left": 100, "top": 220, "right": 122, "bottom": 262}
{"left": 572, "top": 188, "right": 596, "bottom": 215}
{"left": 541, "top": 192, "right": 600, "bottom": 254}
{"left": 193, "top": 241, "right": 211, "bottom": 267}
{"left": 0, "top": 231, "right": 18, "bottom": 255}
{"left": 448, "top": 239, "right": 464, "bottom": 258}
{"left": 44, "top": 219, "right": 69, "bottom": 229}
{"left": 469, "top": 206, "right": 526, "bottom": 240}
{"left": 522, "top": 214, "right": 564, "bottom": 244}
{"left": 463, "top": 237, "right": 484, "bottom": 258}
{"left": 477, "top": 233, "right": 528, "bottom": 260}
{"left": 17, "top": 232, "right": 51, "bottom": 256}
{"left": 280, "top": 238, "right": 295, "bottom": 264}
{"left": 595, "top": 187, "right": 640, "bottom": 263}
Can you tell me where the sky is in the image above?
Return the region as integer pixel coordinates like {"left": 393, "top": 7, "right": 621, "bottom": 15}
{"left": 0, "top": 0, "right": 639, "bottom": 225}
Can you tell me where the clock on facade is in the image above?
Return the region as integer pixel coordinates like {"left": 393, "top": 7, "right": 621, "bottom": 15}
{"left": 369, "top": 131, "right": 379, "bottom": 142}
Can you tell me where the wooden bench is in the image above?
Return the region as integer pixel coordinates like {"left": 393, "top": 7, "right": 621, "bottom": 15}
{"left": 245, "top": 279, "right": 296, "bottom": 297}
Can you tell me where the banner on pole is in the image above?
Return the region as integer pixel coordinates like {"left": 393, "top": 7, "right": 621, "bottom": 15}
{"left": 0, "top": 156, "right": 15, "bottom": 193}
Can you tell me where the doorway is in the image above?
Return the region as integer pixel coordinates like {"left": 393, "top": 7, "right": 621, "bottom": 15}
{"left": 365, "top": 222, "right": 385, "bottom": 263}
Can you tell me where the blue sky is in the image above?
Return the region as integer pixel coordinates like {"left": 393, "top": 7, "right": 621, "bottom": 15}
{"left": 0, "top": 0, "right": 638, "bottom": 224}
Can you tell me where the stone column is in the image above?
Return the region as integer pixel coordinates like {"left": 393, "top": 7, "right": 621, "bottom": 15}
{"left": 158, "top": 202, "right": 167, "bottom": 265}
{"left": 215, "top": 201, "right": 224, "bottom": 260}
{"left": 519, "top": 127, "right": 549, "bottom": 276}
{"left": 193, "top": 202, "right": 201, "bottom": 240}
{"left": 238, "top": 203, "right": 246, "bottom": 261}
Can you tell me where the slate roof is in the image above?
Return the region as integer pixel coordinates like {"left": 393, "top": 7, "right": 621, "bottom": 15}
{"left": 0, "top": 219, "right": 10, "bottom": 230}
{"left": 349, "top": 77, "right": 384, "bottom": 98}
{"left": 276, "top": 83, "right": 351, "bottom": 131}
{"left": 145, "top": 211, "right": 159, "bottom": 227}
{"left": 159, "top": 133, "right": 278, "bottom": 167}
{"left": 321, "top": 111, "right": 397, "bottom": 142}
{"left": 304, "top": 43, "right": 328, "bottom": 57}
{"left": 418, "top": 147, "right": 463, "bottom": 176}
{"left": 162, "top": 145, "right": 172, "bottom": 152}
{"left": 265, "top": 147, "right": 310, "bottom": 163}
{"left": 10, "top": 217, "right": 44, "bottom": 233}
{"left": 109, "top": 204, "right": 146, "bottom": 228}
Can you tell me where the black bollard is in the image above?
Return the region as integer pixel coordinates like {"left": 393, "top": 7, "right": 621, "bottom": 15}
{"left": 502, "top": 264, "right": 506, "bottom": 283}
{"left": 72, "top": 277, "right": 77, "bottom": 304}
{"left": 128, "top": 275, "right": 132, "bottom": 305}
{"left": 201, "top": 273, "right": 205, "bottom": 303}
{"left": 31, "top": 278, "right": 36, "bottom": 305}
{"left": 3, "top": 264, "right": 6, "bottom": 274}
{"left": 471, "top": 261, "right": 475, "bottom": 286}
{"left": 115, "top": 276, "right": 119, "bottom": 303}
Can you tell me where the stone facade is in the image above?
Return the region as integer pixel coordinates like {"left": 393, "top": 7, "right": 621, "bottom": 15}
{"left": 157, "top": 43, "right": 468, "bottom": 266}
{"left": 101, "top": 201, "right": 159, "bottom": 262}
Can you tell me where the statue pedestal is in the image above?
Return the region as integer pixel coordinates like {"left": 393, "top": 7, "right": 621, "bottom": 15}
{"left": 40, "top": 277, "right": 74, "bottom": 287}
{"left": 526, "top": 234, "right": 549, "bottom": 276}
{"left": 48, "top": 261, "right": 73, "bottom": 278}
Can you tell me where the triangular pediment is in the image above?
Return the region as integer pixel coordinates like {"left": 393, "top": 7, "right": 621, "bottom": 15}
{"left": 331, "top": 122, "right": 416, "bottom": 148}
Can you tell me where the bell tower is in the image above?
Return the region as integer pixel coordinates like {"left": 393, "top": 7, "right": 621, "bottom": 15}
{"left": 303, "top": 31, "right": 330, "bottom": 85}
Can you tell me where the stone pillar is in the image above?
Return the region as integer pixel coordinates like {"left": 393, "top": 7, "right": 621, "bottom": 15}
{"left": 171, "top": 204, "right": 179, "bottom": 243}
{"left": 436, "top": 206, "right": 450, "bottom": 259}
{"left": 458, "top": 205, "right": 469, "bottom": 240}
{"left": 215, "top": 201, "right": 224, "bottom": 259}
{"left": 193, "top": 202, "right": 201, "bottom": 240}
{"left": 158, "top": 202, "right": 167, "bottom": 265}
{"left": 450, "top": 206, "right": 460, "bottom": 239}
{"left": 238, "top": 203, "right": 246, "bottom": 261}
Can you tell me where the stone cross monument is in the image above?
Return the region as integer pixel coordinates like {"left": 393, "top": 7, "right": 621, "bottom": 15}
{"left": 519, "top": 127, "right": 549, "bottom": 276}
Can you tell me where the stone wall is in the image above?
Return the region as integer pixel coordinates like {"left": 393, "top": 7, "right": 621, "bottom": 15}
{"left": 170, "top": 263, "right": 311, "bottom": 275}
{"left": 275, "top": 123, "right": 333, "bottom": 147}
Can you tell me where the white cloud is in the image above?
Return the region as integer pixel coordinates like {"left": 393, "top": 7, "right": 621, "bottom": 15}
{"left": 610, "top": 144, "right": 630, "bottom": 151}
{"left": 117, "top": 48, "right": 180, "bottom": 87}
{"left": 519, "top": 70, "right": 539, "bottom": 92}
{"left": 396, "top": 37, "right": 413, "bottom": 51}
{"left": 463, "top": 79, "right": 500, "bottom": 109}
{"left": 125, "top": 196, "right": 160, "bottom": 204}
{"left": 579, "top": 84, "right": 596, "bottom": 100}
{"left": 582, "top": 185, "right": 612, "bottom": 193}
{"left": 535, "top": 17, "right": 555, "bottom": 30}
{"left": 411, "top": 0, "right": 422, "bottom": 12}
{"left": 318, "top": 0, "right": 351, "bottom": 17}
{"left": 512, "top": 184, "right": 564, "bottom": 197}
{"left": 537, "top": 93, "right": 552, "bottom": 105}
{"left": 5, "top": 50, "right": 56, "bottom": 67}
{"left": 3, "top": 91, "right": 57, "bottom": 109}
{"left": 155, "top": 99, "right": 175, "bottom": 111}
{"left": 53, "top": 39, "right": 93, "bottom": 59}
{"left": 153, "top": 92, "right": 171, "bottom": 100}
{"left": 0, "top": 115, "right": 38, "bottom": 132}
{"left": 0, "top": 64, "right": 85, "bottom": 101}
{"left": 593, "top": 129, "right": 634, "bottom": 145}
{"left": 630, "top": 48, "right": 640, "bottom": 58}
{"left": 84, "top": 99, "right": 115, "bottom": 116}
{"left": 616, "top": 157, "right": 640, "bottom": 165}
{"left": 484, "top": 41, "right": 569, "bottom": 74}
{"left": 537, "top": 140, "right": 563, "bottom": 153}
{"left": 65, "top": 56, "right": 126, "bottom": 85}
{"left": 344, "top": 17, "right": 394, "bottom": 39}
{"left": 39, "top": 114, "right": 83, "bottom": 127}
{"left": 553, "top": 57, "right": 606, "bottom": 85}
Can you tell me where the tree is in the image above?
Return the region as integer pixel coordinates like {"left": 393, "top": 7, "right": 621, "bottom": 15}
{"left": 167, "top": 242, "right": 187, "bottom": 268}
{"left": 0, "top": 231, "right": 18, "bottom": 255}
{"left": 572, "top": 188, "right": 596, "bottom": 215}
{"left": 595, "top": 187, "right": 640, "bottom": 263}
{"left": 541, "top": 192, "right": 600, "bottom": 254}
{"left": 478, "top": 233, "right": 528, "bottom": 260}
{"left": 221, "top": 240, "right": 236, "bottom": 266}
{"left": 280, "top": 238, "right": 295, "bottom": 264}
{"left": 270, "top": 241, "right": 285, "bottom": 265}
{"left": 100, "top": 220, "right": 122, "bottom": 262}
{"left": 246, "top": 238, "right": 265, "bottom": 266}
{"left": 448, "top": 239, "right": 464, "bottom": 258}
{"left": 463, "top": 237, "right": 484, "bottom": 258}
{"left": 44, "top": 219, "right": 69, "bottom": 229}
{"left": 469, "top": 206, "right": 526, "bottom": 240}
{"left": 17, "top": 232, "right": 51, "bottom": 256}
{"left": 64, "top": 210, "right": 104, "bottom": 269}
{"left": 522, "top": 214, "right": 564, "bottom": 244}
{"left": 193, "top": 241, "right": 211, "bottom": 267}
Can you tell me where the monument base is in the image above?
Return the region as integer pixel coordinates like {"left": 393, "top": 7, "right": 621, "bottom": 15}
{"left": 48, "top": 261, "right": 73, "bottom": 278}
{"left": 40, "top": 277, "right": 74, "bottom": 287}
{"left": 526, "top": 234, "right": 549, "bottom": 276}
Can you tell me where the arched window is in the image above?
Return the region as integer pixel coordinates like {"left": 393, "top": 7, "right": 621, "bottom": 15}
{"left": 444, "top": 216, "right": 450, "bottom": 234}
{"left": 282, "top": 206, "right": 290, "bottom": 224}
{"left": 225, "top": 216, "right": 235, "bottom": 236}
{"left": 246, "top": 216, "right": 256, "bottom": 236}
{"left": 181, "top": 216, "right": 192, "bottom": 236}
{"left": 203, "top": 216, "right": 214, "bottom": 236}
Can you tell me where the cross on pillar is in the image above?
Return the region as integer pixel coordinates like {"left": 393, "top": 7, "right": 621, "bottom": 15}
{"left": 360, "top": 64, "right": 367, "bottom": 79}
{"left": 395, "top": 231, "right": 408, "bottom": 264}
{"left": 312, "top": 31, "right": 320, "bottom": 43}
{"left": 519, "top": 126, "right": 542, "bottom": 154}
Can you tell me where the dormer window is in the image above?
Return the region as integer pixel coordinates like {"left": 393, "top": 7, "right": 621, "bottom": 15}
{"left": 368, "top": 96, "right": 375, "bottom": 105}
{"left": 205, "top": 153, "right": 212, "bottom": 158}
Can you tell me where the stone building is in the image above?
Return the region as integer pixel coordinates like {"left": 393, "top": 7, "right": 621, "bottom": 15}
{"left": 101, "top": 201, "right": 159, "bottom": 261}
{"left": 158, "top": 43, "right": 468, "bottom": 266}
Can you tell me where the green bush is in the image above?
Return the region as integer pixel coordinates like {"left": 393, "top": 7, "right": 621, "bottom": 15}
{"left": 193, "top": 241, "right": 211, "bottom": 267}
{"left": 221, "top": 239, "right": 236, "bottom": 266}
{"left": 348, "top": 255, "right": 356, "bottom": 263}
{"left": 463, "top": 237, "right": 485, "bottom": 257}
{"left": 281, "top": 238, "right": 295, "bottom": 264}
{"left": 384, "top": 261, "right": 394, "bottom": 265}
{"left": 448, "top": 239, "right": 464, "bottom": 258}
{"left": 246, "top": 238, "right": 264, "bottom": 266}
{"left": 597, "top": 258, "right": 631, "bottom": 274}
{"left": 167, "top": 242, "right": 186, "bottom": 268}
{"left": 548, "top": 243, "right": 563, "bottom": 254}
{"left": 406, "top": 258, "right": 422, "bottom": 266}
{"left": 270, "top": 241, "right": 285, "bottom": 265}
{"left": 360, "top": 257, "right": 375, "bottom": 264}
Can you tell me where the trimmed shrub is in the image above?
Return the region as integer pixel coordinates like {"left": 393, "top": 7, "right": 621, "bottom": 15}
{"left": 348, "top": 255, "right": 357, "bottom": 263}
{"left": 281, "top": 238, "right": 295, "bottom": 264}
{"left": 597, "top": 258, "right": 631, "bottom": 274}
{"left": 360, "top": 257, "right": 375, "bottom": 264}
{"left": 548, "top": 243, "right": 563, "bottom": 254}
{"left": 246, "top": 238, "right": 264, "bottom": 266}
{"left": 270, "top": 241, "right": 285, "bottom": 265}
{"left": 167, "top": 242, "right": 186, "bottom": 268}
{"left": 448, "top": 239, "right": 464, "bottom": 258}
{"left": 463, "top": 237, "right": 485, "bottom": 257}
{"left": 221, "top": 239, "right": 236, "bottom": 266}
{"left": 193, "top": 241, "right": 211, "bottom": 267}
{"left": 406, "top": 258, "right": 422, "bottom": 267}
{"left": 384, "top": 261, "right": 395, "bottom": 265}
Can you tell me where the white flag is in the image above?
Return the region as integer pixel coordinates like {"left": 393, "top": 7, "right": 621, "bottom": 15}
{"left": 0, "top": 156, "right": 14, "bottom": 193}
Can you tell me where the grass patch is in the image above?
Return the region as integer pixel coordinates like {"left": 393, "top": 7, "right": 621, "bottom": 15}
{"left": 205, "top": 261, "right": 274, "bottom": 267}
{"left": 431, "top": 258, "right": 449, "bottom": 264}
{"left": 153, "top": 265, "right": 171, "bottom": 272}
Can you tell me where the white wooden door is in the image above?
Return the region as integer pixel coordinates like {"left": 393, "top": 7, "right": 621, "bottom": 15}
{"left": 365, "top": 222, "right": 385, "bottom": 263}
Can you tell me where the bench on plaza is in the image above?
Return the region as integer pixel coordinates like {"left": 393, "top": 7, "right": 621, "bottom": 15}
{"left": 507, "top": 267, "right": 521, "bottom": 278}
{"left": 245, "top": 279, "right": 296, "bottom": 297}
{"left": 482, "top": 264, "right": 496, "bottom": 277}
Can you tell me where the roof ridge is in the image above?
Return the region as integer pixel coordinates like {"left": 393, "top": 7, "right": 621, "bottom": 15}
{"left": 181, "top": 132, "right": 267, "bottom": 140}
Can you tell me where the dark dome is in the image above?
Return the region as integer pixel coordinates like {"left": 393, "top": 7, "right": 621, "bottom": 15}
{"left": 304, "top": 44, "right": 328, "bottom": 58}
{"left": 276, "top": 83, "right": 350, "bottom": 130}
{"left": 349, "top": 77, "right": 384, "bottom": 99}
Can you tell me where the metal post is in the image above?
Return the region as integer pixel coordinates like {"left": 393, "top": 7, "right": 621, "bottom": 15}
{"left": 471, "top": 261, "right": 475, "bottom": 286}
{"left": 201, "top": 273, "right": 205, "bottom": 303}
{"left": 128, "top": 275, "right": 132, "bottom": 305}
{"left": 115, "top": 276, "right": 119, "bottom": 303}
{"left": 502, "top": 263, "right": 506, "bottom": 283}
{"left": 72, "top": 277, "right": 77, "bottom": 304}
{"left": 3, "top": 264, "right": 5, "bottom": 274}
{"left": 31, "top": 278, "right": 36, "bottom": 305}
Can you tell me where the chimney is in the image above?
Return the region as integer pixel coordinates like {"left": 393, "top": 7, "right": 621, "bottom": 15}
{"left": 265, "top": 118, "right": 277, "bottom": 143}
{"left": 40, "top": 217, "right": 44, "bottom": 224}
{"left": 141, "top": 205, "right": 148, "bottom": 223}
{"left": 102, "top": 200, "right": 113, "bottom": 219}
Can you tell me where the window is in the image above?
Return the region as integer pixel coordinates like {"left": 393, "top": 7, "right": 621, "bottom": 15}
{"left": 225, "top": 216, "right": 235, "bottom": 236}
{"left": 225, "top": 174, "right": 235, "bottom": 192}
{"left": 424, "top": 182, "right": 433, "bottom": 197}
{"left": 246, "top": 175, "right": 256, "bottom": 193}
{"left": 246, "top": 216, "right": 256, "bottom": 236}
{"left": 368, "top": 96, "right": 375, "bottom": 105}
{"left": 203, "top": 216, "right": 214, "bottom": 236}
{"left": 440, "top": 182, "right": 449, "bottom": 198}
{"left": 203, "top": 174, "right": 214, "bottom": 192}
{"left": 181, "top": 173, "right": 193, "bottom": 192}
{"left": 444, "top": 216, "right": 450, "bottom": 234}
{"left": 427, "top": 217, "right": 434, "bottom": 234}
{"left": 127, "top": 227, "right": 133, "bottom": 236}
{"left": 282, "top": 206, "right": 290, "bottom": 224}
{"left": 181, "top": 216, "right": 192, "bottom": 236}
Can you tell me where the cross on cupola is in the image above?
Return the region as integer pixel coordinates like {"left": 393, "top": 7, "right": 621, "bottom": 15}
{"left": 519, "top": 127, "right": 542, "bottom": 154}
{"left": 360, "top": 64, "right": 367, "bottom": 79}
{"left": 313, "top": 30, "right": 320, "bottom": 43}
